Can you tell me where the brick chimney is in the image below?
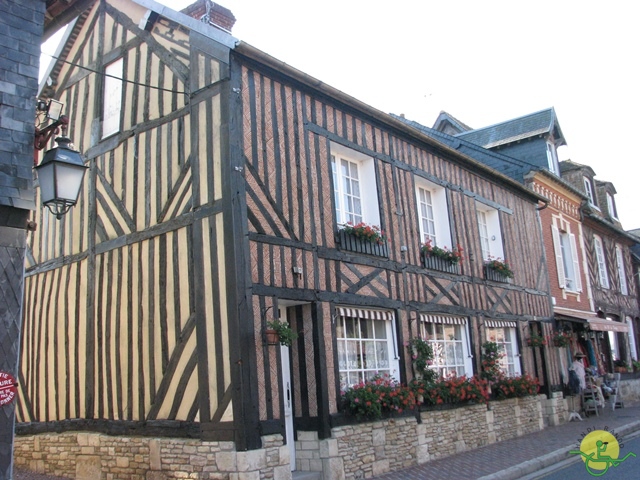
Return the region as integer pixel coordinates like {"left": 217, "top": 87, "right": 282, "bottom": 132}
{"left": 181, "top": 0, "right": 236, "bottom": 33}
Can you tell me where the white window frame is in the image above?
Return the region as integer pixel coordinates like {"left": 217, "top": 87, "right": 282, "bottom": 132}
{"left": 627, "top": 316, "right": 637, "bottom": 361}
{"left": 594, "top": 235, "right": 609, "bottom": 289}
{"left": 546, "top": 142, "right": 560, "bottom": 175}
{"left": 476, "top": 203, "right": 504, "bottom": 261}
{"left": 415, "top": 178, "right": 451, "bottom": 248}
{"left": 616, "top": 245, "right": 628, "bottom": 295}
{"left": 335, "top": 308, "right": 399, "bottom": 389}
{"left": 102, "top": 58, "right": 124, "bottom": 138}
{"left": 583, "top": 176, "right": 596, "bottom": 205}
{"left": 607, "top": 192, "right": 618, "bottom": 219}
{"left": 330, "top": 142, "right": 380, "bottom": 228}
{"left": 419, "top": 315, "right": 473, "bottom": 378}
{"left": 486, "top": 326, "right": 522, "bottom": 376}
{"left": 551, "top": 221, "right": 582, "bottom": 293}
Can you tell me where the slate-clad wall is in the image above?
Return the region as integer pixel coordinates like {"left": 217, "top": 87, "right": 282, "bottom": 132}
{"left": 488, "top": 137, "right": 549, "bottom": 179}
{"left": 0, "top": 0, "right": 42, "bottom": 214}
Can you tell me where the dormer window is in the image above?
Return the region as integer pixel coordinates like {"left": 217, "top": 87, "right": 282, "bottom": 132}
{"left": 546, "top": 143, "right": 560, "bottom": 175}
{"left": 583, "top": 176, "right": 596, "bottom": 206}
{"left": 606, "top": 192, "right": 618, "bottom": 219}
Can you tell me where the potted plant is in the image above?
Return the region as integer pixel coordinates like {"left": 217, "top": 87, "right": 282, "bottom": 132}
{"left": 421, "top": 240, "right": 463, "bottom": 272}
{"left": 266, "top": 319, "right": 297, "bottom": 347}
{"left": 484, "top": 257, "right": 514, "bottom": 281}
{"left": 614, "top": 359, "right": 630, "bottom": 373}
{"left": 339, "top": 221, "right": 386, "bottom": 245}
{"left": 337, "top": 221, "right": 388, "bottom": 257}
{"left": 633, "top": 360, "right": 640, "bottom": 373}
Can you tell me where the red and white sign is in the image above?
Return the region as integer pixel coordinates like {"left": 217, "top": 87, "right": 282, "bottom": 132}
{"left": 0, "top": 371, "right": 18, "bottom": 407}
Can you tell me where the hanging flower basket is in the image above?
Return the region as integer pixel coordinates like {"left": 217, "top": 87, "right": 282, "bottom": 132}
{"left": 265, "top": 320, "right": 297, "bottom": 347}
{"left": 265, "top": 329, "right": 279, "bottom": 345}
{"left": 550, "top": 331, "right": 571, "bottom": 348}
{"left": 526, "top": 333, "right": 547, "bottom": 348}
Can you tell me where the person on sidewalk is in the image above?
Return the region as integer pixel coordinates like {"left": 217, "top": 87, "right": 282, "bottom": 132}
{"left": 571, "top": 352, "right": 587, "bottom": 390}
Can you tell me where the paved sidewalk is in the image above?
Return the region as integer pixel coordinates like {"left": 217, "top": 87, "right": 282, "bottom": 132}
{"left": 374, "top": 402, "right": 640, "bottom": 480}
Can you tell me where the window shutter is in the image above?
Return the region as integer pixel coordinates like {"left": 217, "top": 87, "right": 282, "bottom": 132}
{"left": 551, "top": 224, "right": 566, "bottom": 288}
{"left": 569, "top": 233, "right": 582, "bottom": 292}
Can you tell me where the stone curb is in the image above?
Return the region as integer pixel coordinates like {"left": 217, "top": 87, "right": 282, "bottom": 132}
{"left": 477, "top": 420, "right": 640, "bottom": 480}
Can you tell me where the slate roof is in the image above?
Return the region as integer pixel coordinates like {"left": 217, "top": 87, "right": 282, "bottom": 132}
{"left": 392, "top": 114, "right": 546, "bottom": 183}
{"left": 455, "top": 108, "right": 566, "bottom": 149}
{"left": 559, "top": 159, "right": 596, "bottom": 177}
{"left": 392, "top": 114, "right": 588, "bottom": 201}
{"left": 432, "top": 111, "right": 472, "bottom": 134}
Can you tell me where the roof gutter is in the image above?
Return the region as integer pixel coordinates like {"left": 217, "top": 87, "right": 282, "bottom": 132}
{"left": 584, "top": 212, "right": 640, "bottom": 243}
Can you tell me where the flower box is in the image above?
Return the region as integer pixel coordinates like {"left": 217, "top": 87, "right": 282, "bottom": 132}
{"left": 337, "top": 229, "right": 388, "bottom": 257}
{"left": 422, "top": 254, "right": 459, "bottom": 274}
{"left": 484, "top": 265, "right": 512, "bottom": 283}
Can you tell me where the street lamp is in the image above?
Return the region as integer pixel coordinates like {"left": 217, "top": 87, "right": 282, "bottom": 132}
{"left": 34, "top": 136, "right": 88, "bottom": 219}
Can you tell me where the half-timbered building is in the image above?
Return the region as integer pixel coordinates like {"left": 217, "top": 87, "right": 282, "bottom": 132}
{"left": 16, "top": 0, "right": 553, "bottom": 478}
{"left": 430, "top": 109, "right": 640, "bottom": 381}
{"left": 560, "top": 161, "right": 640, "bottom": 371}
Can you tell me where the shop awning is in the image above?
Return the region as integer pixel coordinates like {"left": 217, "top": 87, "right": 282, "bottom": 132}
{"left": 553, "top": 307, "right": 589, "bottom": 323}
{"left": 587, "top": 317, "right": 629, "bottom": 333}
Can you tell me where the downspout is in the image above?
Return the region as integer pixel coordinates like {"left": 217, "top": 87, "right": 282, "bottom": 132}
{"left": 536, "top": 198, "right": 549, "bottom": 211}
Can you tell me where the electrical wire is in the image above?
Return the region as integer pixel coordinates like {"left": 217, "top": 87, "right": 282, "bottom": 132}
{"left": 41, "top": 52, "right": 190, "bottom": 96}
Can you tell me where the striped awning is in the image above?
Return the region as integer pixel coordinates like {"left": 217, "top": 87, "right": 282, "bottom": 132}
{"left": 335, "top": 307, "right": 394, "bottom": 321}
{"left": 419, "top": 314, "right": 467, "bottom": 325}
{"left": 485, "top": 320, "right": 517, "bottom": 328}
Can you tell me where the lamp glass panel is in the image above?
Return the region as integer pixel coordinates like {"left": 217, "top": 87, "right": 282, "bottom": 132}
{"left": 37, "top": 162, "right": 56, "bottom": 203}
{"left": 54, "top": 164, "right": 86, "bottom": 201}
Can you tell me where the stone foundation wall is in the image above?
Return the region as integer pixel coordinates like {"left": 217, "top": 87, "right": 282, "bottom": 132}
{"left": 620, "top": 378, "right": 640, "bottom": 403}
{"left": 14, "top": 433, "right": 290, "bottom": 480}
{"left": 490, "top": 395, "right": 544, "bottom": 441}
{"left": 540, "top": 391, "right": 570, "bottom": 426}
{"left": 296, "top": 394, "right": 544, "bottom": 480}
{"left": 14, "top": 395, "right": 549, "bottom": 480}
{"left": 419, "top": 402, "right": 488, "bottom": 460}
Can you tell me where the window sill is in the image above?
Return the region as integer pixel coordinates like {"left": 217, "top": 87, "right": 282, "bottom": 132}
{"left": 337, "top": 230, "right": 388, "bottom": 257}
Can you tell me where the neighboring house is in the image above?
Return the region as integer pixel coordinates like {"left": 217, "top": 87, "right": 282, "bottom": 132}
{"left": 560, "top": 160, "right": 640, "bottom": 370}
{"left": 427, "top": 108, "right": 640, "bottom": 376}
{"left": 15, "top": 0, "right": 553, "bottom": 478}
{"left": 399, "top": 108, "right": 608, "bottom": 391}
{"left": 0, "top": 1, "right": 45, "bottom": 478}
